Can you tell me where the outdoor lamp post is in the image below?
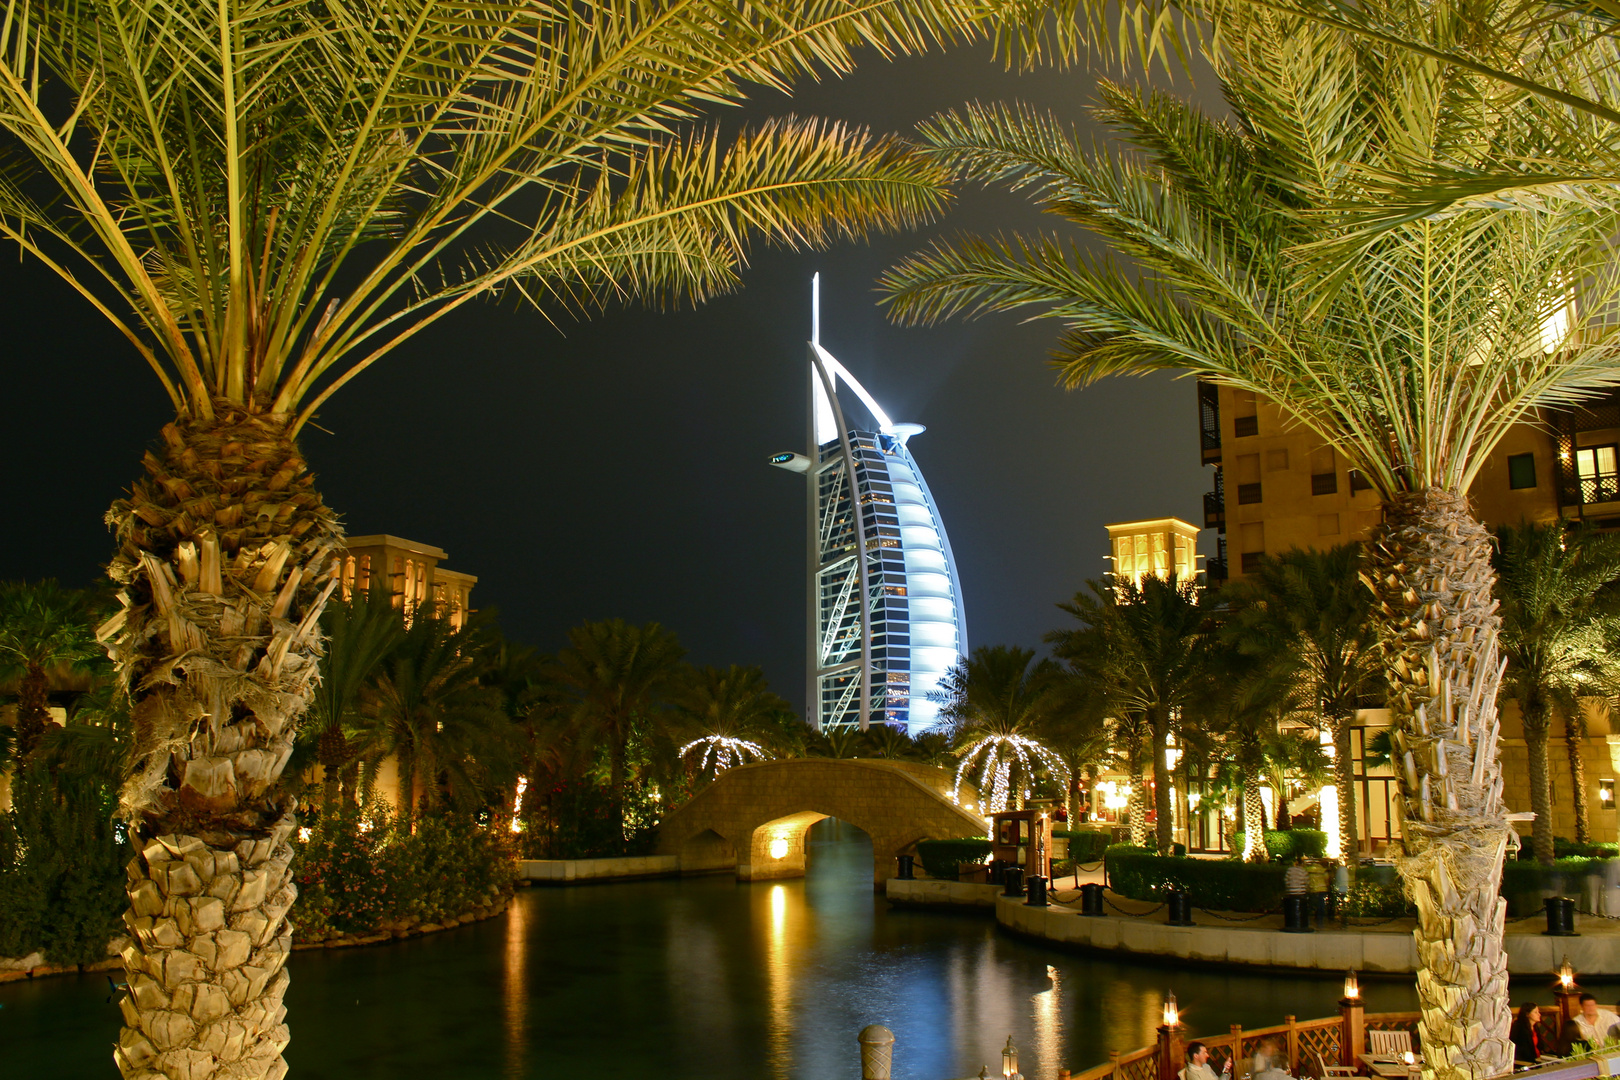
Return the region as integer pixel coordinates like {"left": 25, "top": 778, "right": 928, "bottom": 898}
{"left": 1002, "top": 1035, "right": 1023, "bottom": 1080}
{"left": 1339, "top": 972, "right": 1364, "bottom": 1069}
{"left": 1164, "top": 992, "right": 1180, "bottom": 1027}
{"left": 1157, "top": 993, "right": 1186, "bottom": 1080}
{"left": 1555, "top": 956, "right": 1582, "bottom": 1025}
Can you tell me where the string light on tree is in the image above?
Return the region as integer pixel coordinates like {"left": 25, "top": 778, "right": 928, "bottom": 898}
{"left": 952, "top": 734, "right": 1069, "bottom": 812}
{"left": 678, "top": 735, "right": 772, "bottom": 775}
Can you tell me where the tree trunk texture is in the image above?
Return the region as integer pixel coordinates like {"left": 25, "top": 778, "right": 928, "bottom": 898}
{"left": 1521, "top": 694, "right": 1555, "bottom": 864}
{"left": 1243, "top": 775, "right": 1267, "bottom": 862}
{"left": 1334, "top": 714, "right": 1359, "bottom": 859}
{"left": 15, "top": 661, "right": 51, "bottom": 758}
{"left": 100, "top": 404, "right": 341, "bottom": 1080}
{"left": 1564, "top": 707, "right": 1591, "bottom": 844}
{"left": 316, "top": 726, "right": 350, "bottom": 813}
{"left": 1363, "top": 488, "right": 1513, "bottom": 1080}
{"left": 1127, "top": 750, "right": 1149, "bottom": 847}
{"left": 1150, "top": 708, "right": 1173, "bottom": 855}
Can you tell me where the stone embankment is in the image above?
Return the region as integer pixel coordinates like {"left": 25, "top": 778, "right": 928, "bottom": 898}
{"left": 291, "top": 889, "right": 514, "bottom": 951}
{"left": 0, "top": 940, "right": 125, "bottom": 983}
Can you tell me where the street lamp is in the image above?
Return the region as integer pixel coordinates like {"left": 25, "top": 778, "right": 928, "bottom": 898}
{"left": 1002, "top": 1035, "right": 1022, "bottom": 1080}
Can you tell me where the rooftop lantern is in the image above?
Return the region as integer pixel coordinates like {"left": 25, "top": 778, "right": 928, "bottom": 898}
{"left": 1002, "top": 1035, "right": 1022, "bottom": 1080}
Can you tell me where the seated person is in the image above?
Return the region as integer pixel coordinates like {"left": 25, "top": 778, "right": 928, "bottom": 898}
{"left": 1252, "top": 1037, "right": 1294, "bottom": 1080}
{"left": 1573, "top": 994, "right": 1620, "bottom": 1049}
{"left": 1181, "top": 1042, "right": 1229, "bottom": 1080}
{"left": 1510, "top": 1002, "right": 1546, "bottom": 1064}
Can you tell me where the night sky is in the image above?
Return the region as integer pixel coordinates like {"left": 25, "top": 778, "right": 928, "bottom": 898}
{"left": 0, "top": 43, "right": 1220, "bottom": 718}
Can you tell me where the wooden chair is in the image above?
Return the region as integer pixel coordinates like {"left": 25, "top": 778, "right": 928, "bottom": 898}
{"left": 1367, "top": 1031, "right": 1413, "bottom": 1059}
{"left": 1309, "top": 1050, "right": 1358, "bottom": 1079}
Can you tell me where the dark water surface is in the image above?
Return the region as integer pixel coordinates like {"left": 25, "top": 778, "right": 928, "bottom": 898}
{"left": 4, "top": 820, "right": 1421, "bottom": 1078}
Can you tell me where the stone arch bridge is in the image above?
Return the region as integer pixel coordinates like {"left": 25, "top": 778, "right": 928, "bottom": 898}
{"left": 657, "top": 758, "right": 985, "bottom": 887}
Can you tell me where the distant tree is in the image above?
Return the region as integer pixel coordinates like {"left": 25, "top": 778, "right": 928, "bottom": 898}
{"left": 552, "top": 620, "right": 685, "bottom": 837}
{"left": 1493, "top": 523, "right": 1620, "bottom": 856}
{"left": 935, "top": 644, "right": 1068, "bottom": 812}
{"left": 1050, "top": 577, "right": 1207, "bottom": 854}
{"left": 669, "top": 664, "right": 793, "bottom": 780}
{"left": 0, "top": 581, "right": 99, "bottom": 759}
{"left": 306, "top": 587, "right": 404, "bottom": 811}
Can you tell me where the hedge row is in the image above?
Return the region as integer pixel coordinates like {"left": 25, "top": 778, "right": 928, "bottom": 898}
{"left": 1231, "top": 829, "right": 1329, "bottom": 862}
{"left": 915, "top": 838, "right": 991, "bottom": 880}
{"left": 1105, "top": 844, "right": 1286, "bottom": 912}
{"left": 1056, "top": 830, "right": 1111, "bottom": 863}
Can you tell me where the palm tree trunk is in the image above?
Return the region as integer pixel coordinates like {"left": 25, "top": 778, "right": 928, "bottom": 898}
{"left": 1125, "top": 736, "right": 1148, "bottom": 846}
{"left": 1334, "top": 713, "right": 1359, "bottom": 860}
{"left": 1364, "top": 488, "right": 1513, "bottom": 1080}
{"left": 317, "top": 726, "right": 349, "bottom": 813}
{"left": 1521, "top": 694, "right": 1555, "bottom": 864}
{"left": 1565, "top": 706, "right": 1591, "bottom": 844}
{"left": 1150, "top": 707, "right": 1173, "bottom": 855}
{"left": 15, "top": 661, "right": 51, "bottom": 758}
{"left": 101, "top": 404, "right": 342, "bottom": 1080}
{"left": 1243, "top": 774, "right": 1267, "bottom": 862}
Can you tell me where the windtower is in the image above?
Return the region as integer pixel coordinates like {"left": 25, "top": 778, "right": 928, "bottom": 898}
{"left": 769, "top": 275, "right": 967, "bottom": 734}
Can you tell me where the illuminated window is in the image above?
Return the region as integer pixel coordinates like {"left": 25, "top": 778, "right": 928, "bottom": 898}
{"left": 1576, "top": 445, "right": 1618, "bottom": 503}
{"left": 358, "top": 555, "right": 371, "bottom": 592}
{"left": 1601, "top": 779, "right": 1615, "bottom": 810}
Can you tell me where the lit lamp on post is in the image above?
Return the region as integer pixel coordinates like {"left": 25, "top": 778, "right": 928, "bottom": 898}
{"left": 1555, "top": 956, "right": 1582, "bottom": 1027}
{"left": 1157, "top": 992, "right": 1186, "bottom": 1080}
{"left": 1002, "top": 1035, "right": 1023, "bottom": 1080}
{"left": 1339, "top": 971, "right": 1364, "bottom": 1070}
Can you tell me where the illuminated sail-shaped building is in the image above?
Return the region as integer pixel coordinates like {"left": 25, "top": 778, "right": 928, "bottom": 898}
{"left": 769, "top": 277, "right": 967, "bottom": 734}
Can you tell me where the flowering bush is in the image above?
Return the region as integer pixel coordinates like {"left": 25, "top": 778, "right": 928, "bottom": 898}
{"left": 291, "top": 801, "right": 517, "bottom": 937}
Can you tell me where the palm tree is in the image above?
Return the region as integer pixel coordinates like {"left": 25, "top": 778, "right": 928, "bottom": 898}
{"left": 1223, "top": 546, "right": 1378, "bottom": 859}
{"left": 1493, "top": 523, "right": 1620, "bottom": 859}
{"left": 1049, "top": 576, "right": 1206, "bottom": 855}
{"left": 306, "top": 586, "right": 404, "bottom": 810}
{"left": 552, "top": 619, "right": 685, "bottom": 838}
{"left": 668, "top": 664, "right": 794, "bottom": 780}
{"left": 0, "top": 581, "right": 99, "bottom": 759}
{"left": 934, "top": 644, "right": 1068, "bottom": 813}
{"left": 353, "top": 610, "right": 511, "bottom": 822}
{"left": 0, "top": 3, "right": 991, "bottom": 1073}
{"left": 881, "top": 11, "right": 1620, "bottom": 1073}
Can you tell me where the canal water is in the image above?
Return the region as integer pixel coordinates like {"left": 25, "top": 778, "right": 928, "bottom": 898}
{"left": 3, "top": 820, "right": 1420, "bottom": 1079}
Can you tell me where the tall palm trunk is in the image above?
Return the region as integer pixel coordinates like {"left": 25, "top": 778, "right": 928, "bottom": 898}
{"left": 1149, "top": 706, "right": 1173, "bottom": 855}
{"left": 1242, "top": 774, "right": 1267, "bottom": 862}
{"left": 102, "top": 404, "right": 341, "bottom": 1080}
{"left": 1334, "top": 713, "right": 1359, "bottom": 859}
{"left": 317, "top": 726, "right": 350, "bottom": 813}
{"left": 1124, "top": 729, "right": 1148, "bottom": 846}
{"left": 15, "top": 660, "right": 51, "bottom": 758}
{"left": 1521, "top": 694, "right": 1555, "bottom": 864}
{"left": 1564, "top": 707, "right": 1591, "bottom": 844}
{"left": 1364, "top": 489, "right": 1513, "bottom": 1080}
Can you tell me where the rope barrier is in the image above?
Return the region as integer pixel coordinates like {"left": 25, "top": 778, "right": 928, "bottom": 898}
{"left": 1195, "top": 907, "right": 1275, "bottom": 923}
{"left": 1104, "top": 895, "right": 1168, "bottom": 918}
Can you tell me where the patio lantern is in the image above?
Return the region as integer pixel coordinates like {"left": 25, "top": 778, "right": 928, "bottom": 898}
{"left": 1559, "top": 956, "right": 1577, "bottom": 990}
{"left": 1002, "top": 1035, "right": 1022, "bottom": 1080}
{"left": 1343, "top": 970, "right": 1360, "bottom": 1000}
{"left": 1163, "top": 992, "right": 1180, "bottom": 1028}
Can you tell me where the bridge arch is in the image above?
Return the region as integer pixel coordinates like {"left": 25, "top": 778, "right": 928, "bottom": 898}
{"left": 658, "top": 758, "right": 985, "bottom": 887}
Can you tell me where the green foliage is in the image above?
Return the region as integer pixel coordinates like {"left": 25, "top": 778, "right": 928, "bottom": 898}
{"left": 0, "top": 759, "right": 127, "bottom": 965}
{"left": 1555, "top": 838, "right": 1619, "bottom": 859}
{"left": 1342, "top": 879, "right": 1412, "bottom": 919}
{"left": 1057, "top": 830, "right": 1111, "bottom": 863}
{"left": 915, "top": 838, "right": 992, "bottom": 880}
{"left": 1231, "top": 828, "right": 1327, "bottom": 862}
{"left": 1104, "top": 844, "right": 1286, "bottom": 912}
{"left": 292, "top": 803, "right": 517, "bottom": 936}
{"left": 517, "top": 776, "right": 660, "bottom": 860}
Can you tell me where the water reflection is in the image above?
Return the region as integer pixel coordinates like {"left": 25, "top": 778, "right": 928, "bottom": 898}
{"left": 3, "top": 818, "right": 1424, "bottom": 1079}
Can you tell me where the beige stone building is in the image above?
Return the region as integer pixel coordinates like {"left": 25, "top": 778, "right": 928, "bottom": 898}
{"left": 337, "top": 534, "right": 477, "bottom": 628}
{"left": 1196, "top": 382, "right": 1620, "bottom": 848}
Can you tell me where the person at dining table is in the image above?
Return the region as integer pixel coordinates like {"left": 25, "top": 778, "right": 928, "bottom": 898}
{"left": 1252, "top": 1037, "right": 1294, "bottom": 1080}
{"left": 1572, "top": 994, "right": 1620, "bottom": 1048}
{"left": 1510, "top": 1002, "right": 1548, "bottom": 1064}
{"left": 1181, "top": 1041, "right": 1230, "bottom": 1080}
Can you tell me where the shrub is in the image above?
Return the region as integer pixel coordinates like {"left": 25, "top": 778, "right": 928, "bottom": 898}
{"left": 916, "top": 837, "right": 991, "bottom": 880}
{"left": 1104, "top": 844, "right": 1286, "bottom": 912}
{"left": 1055, "top": 830, "right": 1110, "bottom": 863}
{"left": 0, "top": 760, "right": 126, "bottom": 965}
{"left": 1231, "top": 828, "right": 1327, "bottom": 862}
{"left": 1555, "top": 838, "right": 1619, "bottom": 859}
{"left": 1342, "top": 878, "right": 1411, "bottom": 918}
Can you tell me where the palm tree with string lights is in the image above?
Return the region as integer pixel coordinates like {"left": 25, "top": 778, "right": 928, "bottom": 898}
{"left": 669, "top": 664, "right": 794, "bottom": 782}
{"left": 934, "top": 645, "right": 1069, "bottom": 813}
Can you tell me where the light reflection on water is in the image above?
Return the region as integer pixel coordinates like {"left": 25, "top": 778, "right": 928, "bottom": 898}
{"left": 0, "top": 818, "right": 1422, "bottom": 1079}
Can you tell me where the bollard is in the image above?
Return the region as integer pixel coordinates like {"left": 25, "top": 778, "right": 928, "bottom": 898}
{"left": 1079, "top": 882, "right": 1106, "bottom": 917}
{"left": 1025, "top": 875, "right": 1048, "bottom": 907}
{"left": 1165, "top": 889, "right": 1194, "bottom": 926}
{"left": 1003, "top": 865, "right": 1026, "bottom": 897}
{"left": 1544, "top": 896, "right": 1579, "bottom": 937}
{"left": 858, "top": 1024, "right": 895, "bottom": 1080}
{"left": 896, "top": 854, "right": 915, "bottom": 881}
{"left": 1282, "top": 894, "right": 1313, "bottom": 933}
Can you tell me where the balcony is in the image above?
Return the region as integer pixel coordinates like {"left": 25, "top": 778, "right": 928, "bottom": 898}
{"left": 1198, "top": 381, "right": 1222, "bottom": 465}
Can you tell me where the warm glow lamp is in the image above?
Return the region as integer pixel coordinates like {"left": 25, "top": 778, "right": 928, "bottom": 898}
{"left": 1002, "top": 1035, "right": 1020, "bottom": 1079}
{"left": 769, "top": 836, "right": 789, "bottom": 860}
{"left": 1344, "top": 970, "right": 1360, "bottom": 1000}
{"left": 1163, "top": 991, "right": 1180, "bottom": 1027}
{"left": 1559, "top": 956, "right": 1576, "bottom": 989}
